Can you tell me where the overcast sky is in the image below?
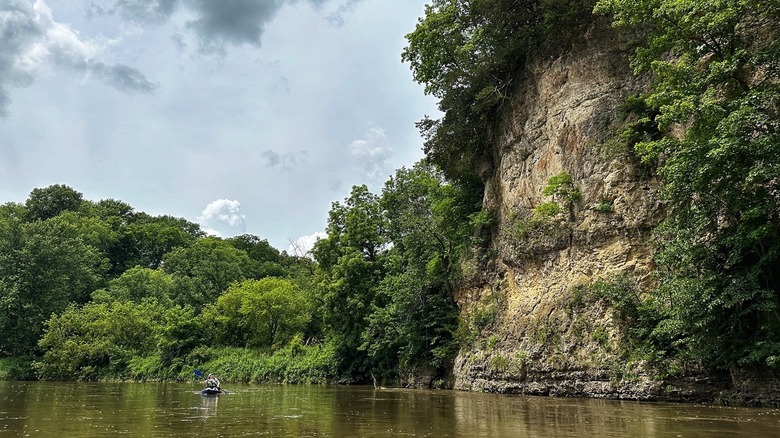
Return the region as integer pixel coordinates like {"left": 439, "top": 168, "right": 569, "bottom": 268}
{"left": 0, "top": 0, "right": 439, "bottom": 253}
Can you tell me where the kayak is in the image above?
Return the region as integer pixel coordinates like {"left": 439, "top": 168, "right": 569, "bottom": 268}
{"left": 200, "top": 387, "right": 223, "bottom": 396}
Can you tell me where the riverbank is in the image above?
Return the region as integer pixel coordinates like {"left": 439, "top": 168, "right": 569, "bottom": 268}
{"left": 0, "top": 344, "right": 339, "bottom": 384}
{"left": 453, "top": 366, "right": 780, "bottom": 408}
{"left": 5, "top": 351, "right": 780, "bottom": 407}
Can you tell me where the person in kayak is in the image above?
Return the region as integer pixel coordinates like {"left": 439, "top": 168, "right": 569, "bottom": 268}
{"left": 205, "top": 373, "right": 221, "bottom": 391}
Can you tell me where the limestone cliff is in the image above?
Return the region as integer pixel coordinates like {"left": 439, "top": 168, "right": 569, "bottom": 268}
{"left": 450, "top": 22, "right": 726, "bottom": 401}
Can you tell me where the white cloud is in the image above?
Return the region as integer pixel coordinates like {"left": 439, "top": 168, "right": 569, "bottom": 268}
{"left": 199, "top": 226, "right": 222, "bottom": 237}
{"left": 0, "top": 0, "right": 156, "bottom": 116}
{"left": 197, "top": 198, "right": 247, "bottom": 237}
{"left": 287, "top": 231, "right": 326, "bottom": 257}
{"left": 349, "top": 125, "right": 392, "bottom": 181}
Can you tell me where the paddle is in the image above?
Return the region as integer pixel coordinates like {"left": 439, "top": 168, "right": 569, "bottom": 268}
{"left": 194, "top": 369, "right": 229, "bottom": 394}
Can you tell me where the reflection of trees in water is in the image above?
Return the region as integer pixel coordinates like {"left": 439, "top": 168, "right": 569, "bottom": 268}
{"left": 200, "top": 394, "right": 219, "bottom": 418}
{"left": 3, "top": 383, "right": 780, "bottom": 435}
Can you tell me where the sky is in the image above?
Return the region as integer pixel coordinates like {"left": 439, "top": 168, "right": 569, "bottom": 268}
{"left": 0, "top": 0, "right": 439, "bottom": 254}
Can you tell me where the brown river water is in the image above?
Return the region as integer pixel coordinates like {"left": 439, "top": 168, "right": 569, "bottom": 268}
{"left": 1, "top": 381, "right": 779, "bottom": 436}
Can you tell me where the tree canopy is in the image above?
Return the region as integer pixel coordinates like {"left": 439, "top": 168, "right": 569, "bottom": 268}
{"left": 1, "top": 172, "right": 478, "bottom": 384}
{"left": 403, "top": 0, "right": 596, "bottom": 186}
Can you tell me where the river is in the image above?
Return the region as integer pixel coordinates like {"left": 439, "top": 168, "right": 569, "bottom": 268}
{"left": 1, "top": 381, "right": 779, "bottom": 436}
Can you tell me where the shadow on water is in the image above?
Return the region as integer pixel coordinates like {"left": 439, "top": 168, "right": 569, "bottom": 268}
{"left": 0, "top": 381, "right": 779, "bottom": 436}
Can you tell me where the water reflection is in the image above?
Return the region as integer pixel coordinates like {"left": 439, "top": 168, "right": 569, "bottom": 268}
{"left": 0, "top": 382, "right": 779, "bottom": 437}
{"left": 199, "top": 393, "right": 219, "bottom": 418}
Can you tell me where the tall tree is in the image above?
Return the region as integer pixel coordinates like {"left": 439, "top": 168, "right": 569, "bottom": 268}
{"left": 91, "top": 266, "right": 176, "bottom": 306}
{"left": 403, "top": 0, "right": 536, "bottom": 185}
{"left": 381, "top": 162, "right": 476, "bottom": 311}
{"left": 312, "top": 185, "right": 388, "bottom": 378}
{"left": 362, "top": 162, "right": 474, "bottom": 376}
{"left": 0, "top": 210, "right": 106, "bottom": 356}
{"left": 226, "top": 234, "right": 287, "bottom": 278}
{"left": 82, "top": 199, "right": 137, "bottom": 277}
{"left": 122, "top": 213, "right": 204, "bottom": 271}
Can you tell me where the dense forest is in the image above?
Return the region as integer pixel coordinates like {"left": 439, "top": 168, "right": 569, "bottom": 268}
{"left": 0, "top": 163, "right": 482, "bottom": 384}
{"left": 2, "top": 0, "right": 780, "bottom": 385}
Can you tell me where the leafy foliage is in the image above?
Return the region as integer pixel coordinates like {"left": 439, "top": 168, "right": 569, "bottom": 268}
{"left": 596, "top": 0, "right": 780, "bottom": 369}
{"left": 312, "top": 164, "right": 477, "bottom": 381}
{"left": 25, "top": 184, "right": 85, "bottom": 222}
{"left": 542, "top": 172, "right": 581, "bottom": 203}
{"left": 162, "top": 237, "right": 256, "bottom": 309}
{"left": 203, "top": 278, "right": 311, "bottom": 348}
{"left": 226, "top": 234, "right": 287, "bottom": 278}
{"left": 36, "top": 301, "right": 162, "bottom": 380}
{"left": 91, "top": 266, "right": 176, "bottom": 306}
{"left": 0, "top": 210, "right": 106, "bottom": 356}
{"left": 403, "top": 0, "right": 596, "bottom": 187}
{"left": 532, "top": 202, "right": 561, "bottom": 219}
{"left": 36, "top": 301, "right": 205, "bottom": 380}
{"left": 362, "top": 163, "right": 473, "bottom": 376}
{"left": 193, "top": 344, "right": 338, "bottom": 384}
{"left": 1, "top": 184, "right": 321, "bottom": 380}
{"left": 121, "top": 213, "right": 204, "bottom": 272}
{"left": 312, "top": 185, "right": 388, "bottom": 378}
{"left": 403, "top": 0, "right": 534, "bottom": 185}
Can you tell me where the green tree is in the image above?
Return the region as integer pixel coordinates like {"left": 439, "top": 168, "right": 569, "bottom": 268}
{"left": 162, "top": 237, "right": 255, "bottom": 309}
{"left": 403, "top": 0, "right": 533, "bottom": 185}
{"left": 37, "top": 301, "right": 165, "bottom": 380}
{"left": 226, "top": 234, "right": 287, "bottom": 278}
{"left": 81, "top": 198, "right": 137, "bottom": 277}
{"left": 153, "top": 305, "right": 205, "bottom": 369}
{"left": 403, "top": 0, "right": 596, "bottom": 188}
{"left": 54, "top": 210, "right": 119, "bottom": 264}
{"left": 542, "top": 172, "right": 581, "bottom": 221}
{"left": 226, "top": 234, "right": 282, "bottom": 263}
{"left": 204, "top": 278, "right": 310, "bottom": 348}
{"left": 0, "top": 212, "right": 106, "bottom": 356}
{"left": 361, "top": 162, "right": 477, "bottom": 377}
{"left": 86, "top": 198, "right": 135, "bottom": 224}
{"left": 382, "top": 162, "right": 478, "bottom": 309}
{"left": 91, "top": 266, "right": 176, "bottom": 306}
{"left": 123, "top": 213, "right": 204, "bottom": 271}
{"left": 24, "top": 184, "right": 85, "bottom": 222}
{"left": 596, "top": 0, "right": 780, "bottom": 368}
{"left": 312, "top": 185, "right": 389, "bottom": 378}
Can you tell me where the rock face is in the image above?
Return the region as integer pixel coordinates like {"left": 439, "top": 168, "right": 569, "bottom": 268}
{"left": 451, "top": 22, "right": 682, "bottom": 400}
{"left": 450, "top": 21, "right": 780, "bottom": 406}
